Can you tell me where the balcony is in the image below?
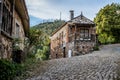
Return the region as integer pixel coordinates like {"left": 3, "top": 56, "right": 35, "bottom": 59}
{"left": 69, "top": 32, "right": 96, "bottom": 42}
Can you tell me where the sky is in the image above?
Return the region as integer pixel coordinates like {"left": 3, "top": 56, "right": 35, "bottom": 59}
{"left": 25, "top": 0, "right": 120, "bottom": 26}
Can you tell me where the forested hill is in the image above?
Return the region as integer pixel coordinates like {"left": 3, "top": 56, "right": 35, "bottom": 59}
{"left": 31, "top": 20, "right": 65, "bottom": 35}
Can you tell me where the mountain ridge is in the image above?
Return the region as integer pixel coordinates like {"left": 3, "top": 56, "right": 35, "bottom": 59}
{"left": 31, "top": 20, "right": 65, "bottom": 35}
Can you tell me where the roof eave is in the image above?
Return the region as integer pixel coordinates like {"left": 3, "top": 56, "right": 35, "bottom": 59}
{"left": 15, "top": 0, "right": 29, "bottom": 37}
{"left": 51, "top": 22, "right": 67, "bottom": 36}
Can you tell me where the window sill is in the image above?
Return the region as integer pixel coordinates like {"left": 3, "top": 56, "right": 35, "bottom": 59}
{"left": 1, "top": 30, "right": 13, "bottom": 40}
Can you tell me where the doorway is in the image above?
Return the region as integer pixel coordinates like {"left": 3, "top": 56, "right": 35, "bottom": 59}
{"left": 63, "top": 47, "right": 66, "bottom": 58}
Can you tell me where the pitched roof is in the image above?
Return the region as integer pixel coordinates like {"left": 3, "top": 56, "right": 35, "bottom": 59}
{"left": 51, "top": 13, "right": 95, "bottom": 36}
{"left": 68, "top": 13, "right": 95, "bottom": 25}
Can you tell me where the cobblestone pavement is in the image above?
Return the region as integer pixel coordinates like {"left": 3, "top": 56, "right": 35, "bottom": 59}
{"left": 27, "top": 44, "right": 120, "bottom": 80}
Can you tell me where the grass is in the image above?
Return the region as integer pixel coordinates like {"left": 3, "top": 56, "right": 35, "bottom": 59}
{"left": 14, "top": 55, "right": 50, "bottom": 80}
{"left": 14, "top": 57, "right": 43, "bottom": 80}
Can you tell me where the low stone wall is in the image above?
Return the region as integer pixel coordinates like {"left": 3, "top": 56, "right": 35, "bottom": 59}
{"left": 67, "top": 41, "right": 95, "bottom": 56}
{"left": 76, "top": 42, "right": 95, "bottom": 55}
{"left": 51, "top": 41, "right": 96, "bottom": 59}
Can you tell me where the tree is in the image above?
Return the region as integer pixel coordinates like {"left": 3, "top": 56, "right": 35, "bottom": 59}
{"left": 24, "top": 28, "right": 50, "bottom": 60}
{"left": 94, "top": 3, "right": 120, "bottom": 44}
{"left": 35, "top": 34, "right": 50, "bottom": 60}
{"left": 24, "top": 29, "right": 43, "bottom": 56}
{"left": 25, "top": 20, "right": 64, "bottom": 60}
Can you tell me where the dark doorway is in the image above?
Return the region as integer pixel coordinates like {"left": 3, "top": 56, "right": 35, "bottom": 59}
{"left": 56, "top": 53, "right": 58, "bottom": 58}
{"left": 63, "top": 47, "right": 66, "bottom": 58}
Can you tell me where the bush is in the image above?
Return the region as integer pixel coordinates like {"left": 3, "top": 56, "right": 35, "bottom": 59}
{"left": 35, "top": 49, "right": 49, "bottom": 61}
{"left": 93, "top": 45, "right": 99, "bottom": 51}
{"left": 98, "top": 33, "right": 108, "bottom": 44}
{"left": 98, "top": 33, "right": 115, "bottom": 44}
{"left": 0, "top": 59, "right": 22, "bottom": 80}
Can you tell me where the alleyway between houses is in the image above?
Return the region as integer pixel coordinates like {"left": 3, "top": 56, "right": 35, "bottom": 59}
{"left": 26, "top": 44, "right": 120, "bottom": 80}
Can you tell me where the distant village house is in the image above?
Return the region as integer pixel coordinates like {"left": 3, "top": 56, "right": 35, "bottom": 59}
{"left": 0, "top": 0, "right": 29, "bottom": 59}
{"left": 50, "top": 10, "right": 96, "bottom": 59}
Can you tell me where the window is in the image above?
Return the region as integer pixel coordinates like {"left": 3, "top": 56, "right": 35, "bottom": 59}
{"left": 80, "top": 29, "right": 89, "bottom": 39}
{"left": 80, "top": 29, "right": 84, "bottom": 38}
{"left": 16, "top": 23, "right": 19, "bottom": 38}
{"left": 1, "top": 2, "right": 12, "bottom": 36}
{"left": 85, "top": 29, "right": 89, "bottom": 38}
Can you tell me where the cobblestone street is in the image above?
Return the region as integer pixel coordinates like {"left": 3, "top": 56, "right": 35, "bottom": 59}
{"left": 27, "top": 44, "right": 120, "bottom": 80}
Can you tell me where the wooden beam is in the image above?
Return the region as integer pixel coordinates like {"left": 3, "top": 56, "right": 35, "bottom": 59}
{"left": 11, "top": 0, "right": 15, "bottom": 36}
{"left": 0, "top": 0, "right": 3, "bottom": 34}
{"left": 74, "top": 25, "right": 77, "bottom": 40}
{"left": 68, "top": 25, "right": 71, "bottom": 42}
{"left": 75, "top": 25, "right": 77, "bottom": 33}
{"left": 74, "top": 25, "right": 77, "bottom": 51}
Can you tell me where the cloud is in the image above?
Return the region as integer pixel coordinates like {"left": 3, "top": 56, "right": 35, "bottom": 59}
{"left": 26, "top": 0, "right": 69, "bottom": 20}
{"left": 25, "top": 0, "right": 120, "bottom": 21}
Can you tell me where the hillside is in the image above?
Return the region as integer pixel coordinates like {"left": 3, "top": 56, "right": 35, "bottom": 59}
{"left": 31, "top": 20, "right": 65, "bottom": 35}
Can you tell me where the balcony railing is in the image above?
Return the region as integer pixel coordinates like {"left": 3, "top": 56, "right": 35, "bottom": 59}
{"left": 69, "top": 33, "right": 96, "bottom": 42}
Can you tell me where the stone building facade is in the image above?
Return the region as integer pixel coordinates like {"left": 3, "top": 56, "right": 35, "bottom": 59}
{"left": 0, "top": 0, "right": 29, "bottom": 59}
{"left": 50, "top": 11, "right": 96, "bottom": 59}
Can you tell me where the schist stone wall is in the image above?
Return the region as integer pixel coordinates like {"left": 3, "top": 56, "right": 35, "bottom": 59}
{"left": 50, "top": 23, "right": 69, "bottom": 59}
{"left": 0, "top": 35, "right": 12, "bottom": 59}
{"left": 0, "top": 0, "right": 29, "bottom": 59}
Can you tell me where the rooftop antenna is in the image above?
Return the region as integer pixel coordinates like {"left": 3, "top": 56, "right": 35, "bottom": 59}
{"left": 81, "top": 11, "right": 83, "bottom": 19}
{"left": 60, "top": 12, "right": 62, "bottom": 20}
{"left": 81, "top": 11, "right": 83, "bottom": 16}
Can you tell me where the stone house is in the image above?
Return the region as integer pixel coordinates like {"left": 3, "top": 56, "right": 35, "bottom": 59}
{"left": 0, "top": 0, "right": 29, "bottom": 59}
{"left": 50, "top": 10, "right": 96, "bottom": 59}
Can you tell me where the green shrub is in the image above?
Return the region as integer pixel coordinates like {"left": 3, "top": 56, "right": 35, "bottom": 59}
{"left": 107, "top": 35, "right": 115, "bottom": 44}
{"left": 35, "top": 48, "right": 50, "bottom": 61}
{"left": 0, "top": 59, "right": 22, "bottom": 80}
{"left": 93, "top": 45, "right": 99, "bottom": 51}
{"left": 98, "top": 33, "right": 108, "bottom": 44}
{"left": 98, "top": 33, "right": 115, "bottom": 44}
{"left": 27, "top": 53, "right": 35, "bottom": 58}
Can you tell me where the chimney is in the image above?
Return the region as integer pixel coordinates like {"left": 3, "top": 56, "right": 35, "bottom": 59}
{"left": 70, "top": 10, "right": 74, "bottom": 20}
